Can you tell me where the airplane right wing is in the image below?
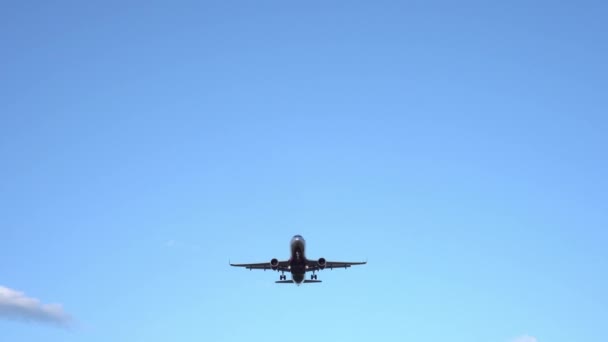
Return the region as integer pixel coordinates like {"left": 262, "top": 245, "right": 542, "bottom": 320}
{"left": 230, "top": 260, "right": 290, "bottom": 272}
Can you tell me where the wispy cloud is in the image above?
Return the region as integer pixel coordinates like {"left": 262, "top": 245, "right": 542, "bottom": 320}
{"left": 0, "top": 286, "right": 71, "bottom": 327}
{"left": 512, "top": 335, "right": 538, "bottom": 342}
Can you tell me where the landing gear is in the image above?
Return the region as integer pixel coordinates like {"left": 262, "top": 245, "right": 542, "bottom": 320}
{"left": 310, "top": 274, "right": 318, "bottom": 280}
{"left": 279, "top": 272, "right": 286, "bottom": 281}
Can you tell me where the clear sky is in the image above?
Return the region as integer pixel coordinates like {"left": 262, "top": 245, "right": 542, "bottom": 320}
{"left": 1, "top": 1, "right": 607, "bottom": 341}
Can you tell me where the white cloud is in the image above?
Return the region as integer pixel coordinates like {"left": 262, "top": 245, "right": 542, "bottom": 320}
{"left": 0, "top": 286, "right": 71, "bottom": 327}
{"left": 512, "top": 335, "right": 538, "bottom": 342}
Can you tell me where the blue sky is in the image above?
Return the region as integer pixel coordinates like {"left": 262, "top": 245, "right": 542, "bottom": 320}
{"left": 1, "top": 1, "right": 607, "bottom": 341}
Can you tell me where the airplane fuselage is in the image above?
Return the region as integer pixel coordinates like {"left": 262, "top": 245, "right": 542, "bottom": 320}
{"left": 289, "top": 235, "right": 307, "bottom": 284}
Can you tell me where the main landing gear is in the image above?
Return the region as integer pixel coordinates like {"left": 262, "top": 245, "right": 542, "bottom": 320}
{"left": 279, "top": 272, "right": 286, "bottom": 281}
{"left": 310, "top": 273, "right": 318, "bottom": 280}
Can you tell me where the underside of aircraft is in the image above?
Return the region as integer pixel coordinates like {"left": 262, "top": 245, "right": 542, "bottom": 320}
{"left": 230, "top": 235, "right": 366, "bottom": 285}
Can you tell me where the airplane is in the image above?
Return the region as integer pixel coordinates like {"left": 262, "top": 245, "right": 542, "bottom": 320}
{"left": 230, "top": 235, "right": 366, "bottom": 285}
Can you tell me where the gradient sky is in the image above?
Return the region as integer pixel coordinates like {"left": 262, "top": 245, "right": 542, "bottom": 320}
{"left": 1, "top": 1, "right": 607, "bottom": 341}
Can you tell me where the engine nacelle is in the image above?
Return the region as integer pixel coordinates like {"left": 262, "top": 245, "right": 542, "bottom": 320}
{"left": 270, "top": 258, "right": 279, "bottom": 270}
{"left": 317, "top": 257, "right": 326, "bottom": 270}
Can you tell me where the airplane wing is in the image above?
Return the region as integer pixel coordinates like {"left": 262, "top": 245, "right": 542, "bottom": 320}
{"left": 230, "top": 260, "right": 290, "bottom": 272}
{"left": 305, "top": 259, "right": 367, "bottom": 272}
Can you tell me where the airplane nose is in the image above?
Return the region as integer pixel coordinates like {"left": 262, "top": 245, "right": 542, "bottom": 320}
{"left": 291, "top": 235, "right": 305, "bottom": 245}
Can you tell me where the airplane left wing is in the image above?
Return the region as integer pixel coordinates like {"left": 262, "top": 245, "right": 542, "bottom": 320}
{"left": 305, "top": 259, "right": 367, "bottom": 272}
{"left": 230, "top": 260, "right": 290, "bottom": 272}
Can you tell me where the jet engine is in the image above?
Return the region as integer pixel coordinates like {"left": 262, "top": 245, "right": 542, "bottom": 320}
{"left": 317, "top": 257, "right": 327, "bottom": 270}
{"left": 270, "top": 258, "right": 280, "bottom": 270}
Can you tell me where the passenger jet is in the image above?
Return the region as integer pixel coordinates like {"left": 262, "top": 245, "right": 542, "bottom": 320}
{"left": 230, "top": 235, "right": 366, "bottom": 284}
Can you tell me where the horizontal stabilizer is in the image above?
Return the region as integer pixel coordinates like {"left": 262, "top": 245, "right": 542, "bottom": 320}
{"left": 274, "top": 280, "right": 322, "bottom": 284}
